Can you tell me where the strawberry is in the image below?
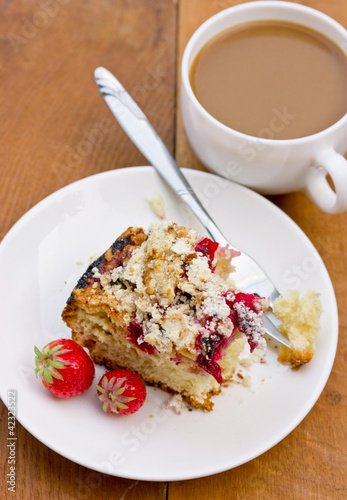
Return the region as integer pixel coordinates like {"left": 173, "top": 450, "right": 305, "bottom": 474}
{"left": 34, "top": 339, "right": 95, "bottom": 398}
{"left": 96, "top": 369, "right": 146, "bottom": 415}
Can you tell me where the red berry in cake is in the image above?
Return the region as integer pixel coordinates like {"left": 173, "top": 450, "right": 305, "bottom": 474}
{"left": 34, "top": 339, "right": 95, "bottom": 398}
{"left": 195, "top": 237, "right": 219, "bottom": 270}
{"left": 96, "top": 370, "right": 146, "bottom": 415}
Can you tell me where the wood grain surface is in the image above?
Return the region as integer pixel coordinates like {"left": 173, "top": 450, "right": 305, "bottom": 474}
{"left": 1, "top": 1, "right": 346, "bottom": 499}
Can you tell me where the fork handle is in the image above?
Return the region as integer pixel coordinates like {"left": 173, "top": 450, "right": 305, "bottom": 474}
{"left": 94, "top": 67, "right": 229, "bottom": 246}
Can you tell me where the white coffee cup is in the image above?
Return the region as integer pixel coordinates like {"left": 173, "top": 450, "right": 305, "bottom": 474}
{"left": 181, "top": 1, "right": 347, "bottom": 213}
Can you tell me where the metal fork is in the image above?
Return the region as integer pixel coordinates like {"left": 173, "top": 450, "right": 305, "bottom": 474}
{"left": 94, "top": 67, "right": 290, "bottom": 348}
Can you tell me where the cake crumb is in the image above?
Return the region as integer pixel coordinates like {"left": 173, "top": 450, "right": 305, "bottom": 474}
{"left": 273, "top": 289, "right": 322, "bottom": 367}
{"left": 231, "top": 367, "right": 252, "bottom": 387}
{"left": 148, "top": 191, "right": 166, "bottom": 220}
{"left": 242, "top": 374, "right": 252, "bottom": 388}
{"left": 166, "top": 394, "right": 184, "bottom": 414}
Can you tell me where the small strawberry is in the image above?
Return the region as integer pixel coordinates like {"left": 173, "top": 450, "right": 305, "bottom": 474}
{"left": 96, "top": 369, "right": 146, "bottom": 415}
{"left": 34, "top": 339, "right": 95, "bottom": 398}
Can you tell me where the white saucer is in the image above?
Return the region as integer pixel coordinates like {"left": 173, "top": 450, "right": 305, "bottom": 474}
{"left": 0, "top": 167, "right": 338, "bottom": 481}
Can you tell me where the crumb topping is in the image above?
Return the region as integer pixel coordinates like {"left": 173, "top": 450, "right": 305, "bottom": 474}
{"left": 171, "top": 238, "right": 194, "bottom": 256}
{"left": 233, "top": 301, "right": 267, "bottom": 350}
{"left": 85, "top": 222, "right": 267, "bottom": 381}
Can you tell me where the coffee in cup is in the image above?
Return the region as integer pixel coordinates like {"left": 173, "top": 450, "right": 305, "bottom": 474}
{"left": 189, "top": 20, "right": 347, "bottom": 140}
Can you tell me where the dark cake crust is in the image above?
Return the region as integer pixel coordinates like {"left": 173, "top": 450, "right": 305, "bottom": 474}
{"left": 65, "top": 226, "right": 147, "bottom": 306}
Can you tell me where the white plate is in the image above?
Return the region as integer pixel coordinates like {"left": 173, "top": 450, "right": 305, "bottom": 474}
{"left": 0, "top": 167, "right": 338, "bottom": 481}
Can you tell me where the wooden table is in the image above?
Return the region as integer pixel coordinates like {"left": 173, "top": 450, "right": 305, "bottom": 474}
{"left": 1, "top": 1, "right": 346, "bottom": 498}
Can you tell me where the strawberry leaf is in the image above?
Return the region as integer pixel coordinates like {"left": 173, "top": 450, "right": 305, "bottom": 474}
{"left": 110, "top": 406, "right": 120, "bottom": 414}
{"left": 54, "top": 357, "right": 72, "bottom": 368}
{"left": 115, "top": 386, "right": 126, "bottom": 396}
{"left": 50, "top": 368, "right": 64, "bottom": 381}
{"left": 50, "top": 361, "right": 65, "bottom": 369}
{"left": 43, "top": 369, "right": 53, "bottom": 384}
{"left": 117, "top": 396, "right": 136, "bottom": 403}
{"left": 52, "top": 348, "right": 71, "bottom": 357}
{"left": 111, "top": 377, "right": 126, "bottom": 394}
{"left": 114, "top": 402, "right": 128, "bottom": 409}
{"left": 34, "top": 346, "right": 43, "bottom": 358}
{"left": 101, "top": 376, "right": 110, "bottom": 390}
{"left": 48, "top": 344, "right": 64, "bottom": 354}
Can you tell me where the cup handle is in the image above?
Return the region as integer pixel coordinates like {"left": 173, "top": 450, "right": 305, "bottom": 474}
{"left": 303, "top": 148, "right": 347, "bottom": 213}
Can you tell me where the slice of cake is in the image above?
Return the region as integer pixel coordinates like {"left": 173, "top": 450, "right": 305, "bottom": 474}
{"left": 62, "top": 222, "right": 268, "bottom": 410}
